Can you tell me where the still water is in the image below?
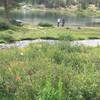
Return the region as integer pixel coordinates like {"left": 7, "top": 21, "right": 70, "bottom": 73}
{"left": 0, "top": 10, "right": 100, "bottom": 26}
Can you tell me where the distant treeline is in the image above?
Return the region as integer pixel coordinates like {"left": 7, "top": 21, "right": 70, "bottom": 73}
{"left": 0, "top": 0, "right": 100, "bottom": 9}
{"left": 24, "top": 0, "right": 100, "bottom": 9}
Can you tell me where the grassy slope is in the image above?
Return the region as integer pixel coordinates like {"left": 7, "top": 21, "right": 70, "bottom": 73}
{"left": 0, "top": 26, "right": 100, "bottom": 43}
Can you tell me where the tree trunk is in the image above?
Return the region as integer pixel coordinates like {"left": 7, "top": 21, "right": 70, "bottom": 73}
{"left": 4, "top": 0, "right": 10, "bottom": 21}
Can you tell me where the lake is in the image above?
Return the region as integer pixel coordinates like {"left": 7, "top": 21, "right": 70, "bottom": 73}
{"left": 0, "top": 10, "right": 100, "bottom": 26}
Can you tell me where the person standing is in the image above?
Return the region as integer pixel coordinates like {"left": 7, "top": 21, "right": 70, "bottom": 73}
{"left": 61, "top": 18, "right": 65, "bottom": 27}
{"left": 57, "top": 18, "right": 61, "bottom": 27}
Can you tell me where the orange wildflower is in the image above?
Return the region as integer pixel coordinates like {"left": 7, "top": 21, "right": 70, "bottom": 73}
{"left": 15, "top": 75, "right": 21, "bottom": 81}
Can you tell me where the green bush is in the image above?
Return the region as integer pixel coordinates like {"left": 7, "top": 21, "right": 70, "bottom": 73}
{"left": 0, "top": 39, "right": 6, "bottom": 43}
{"left": 38, "top": 22, "right": 53, "bottom": 27}
{"left": 0, "top": 20, "right": 10, "bottom": 30}
{"left": 88, "top": 36, "right": 100, "bottom": 39}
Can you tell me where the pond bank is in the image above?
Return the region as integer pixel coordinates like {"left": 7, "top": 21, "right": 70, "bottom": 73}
{"left": 0, "top": 39, "right": 100, "bottom": 49}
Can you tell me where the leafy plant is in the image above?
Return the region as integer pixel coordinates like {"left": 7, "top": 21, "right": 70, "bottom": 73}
{"left": 38, "top": 22, "right": 53, "bottom": 27}
{"left": 0, "top": 20, "right": 10, "bottom": 30}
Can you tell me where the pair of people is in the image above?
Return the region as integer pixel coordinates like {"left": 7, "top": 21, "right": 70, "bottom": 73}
{"left": 57, "top": 18, "right": 65, "bottom": 27}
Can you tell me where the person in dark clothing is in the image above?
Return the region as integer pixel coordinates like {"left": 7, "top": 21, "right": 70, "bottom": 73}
{"left": 61, "top": 18, "right": 65, "bottom": 27}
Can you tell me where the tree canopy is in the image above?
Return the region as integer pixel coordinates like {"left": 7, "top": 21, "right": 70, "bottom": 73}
{"left": 1, "top": 0, "right": 100, "bottom": 9}
{"left": 24, "top": 0, "right": 100, "bottom": 8}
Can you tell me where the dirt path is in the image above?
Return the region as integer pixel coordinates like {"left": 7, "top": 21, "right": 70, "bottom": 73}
{"left": 0, "top": 39, "right": 100, "bottom": 49}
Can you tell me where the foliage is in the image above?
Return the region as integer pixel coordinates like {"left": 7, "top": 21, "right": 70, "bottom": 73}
{"left": 1, "top": 0, "right": 100, "bottom": 9}
{"left": 0, "top": 42, "right": 100, "bottom": 100}
{"left": 38, "top": 22, "right": 53, "bottom": 27}
{"left": 0, "top": 20, "right": 10, "bottom": 30}
{"left": 24, "top": 0, "right": 100, "bottom": 9}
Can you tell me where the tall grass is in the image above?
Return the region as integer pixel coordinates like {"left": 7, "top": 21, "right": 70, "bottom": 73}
{"left": 0, "top": 42, "right": 100, "bottom": 100}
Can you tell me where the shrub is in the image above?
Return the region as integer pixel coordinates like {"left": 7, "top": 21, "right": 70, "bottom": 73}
{"left": 77, "top": 27, "right": 81, "bottom": 29}
{"left": 66, "top": 27, "right": 70, "bottom": 29}
{"left": 0, "top": 39, "right": 6, "bottom": 43}
{"left": 0, "top": 20, "right": 10, "bottom": 30}
{"left": 88, "top": 36, "right": 100, "bottom": 39}
{"left": 78, "top": 37, "right": 85, "bottom": 40}
{"left": 40, "top": 37, "right": 58, "bottom": 40}
{"left": 38, "top": 22, "right": 53, "bottom": 27}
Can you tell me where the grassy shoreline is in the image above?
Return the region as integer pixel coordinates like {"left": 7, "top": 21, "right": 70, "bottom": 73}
{"left": 0, "top": 25, "right": 100, "bottom": 44}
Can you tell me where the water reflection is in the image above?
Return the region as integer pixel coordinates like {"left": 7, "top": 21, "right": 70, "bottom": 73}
{"left": 0, "top": 10, "right": 100, "bottom": 26}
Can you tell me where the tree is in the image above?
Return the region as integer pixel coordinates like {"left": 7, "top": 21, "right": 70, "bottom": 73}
{"left": 3, "top": 0, "right": 11, "bottom": 21}
{"left": 3, "top": 0, "right": 20, "bottom": 21}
